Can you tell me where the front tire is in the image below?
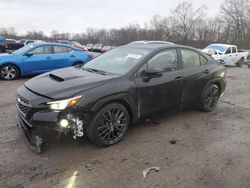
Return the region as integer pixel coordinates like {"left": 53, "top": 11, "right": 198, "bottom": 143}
{"left": 199, "top": 84, "right": 220, "bottom": 112}
{"left": 0, "top": 64, "right": 19, "bottom": 80}
{"left": 86, "top": 103, "right": 130, "bottom": 146}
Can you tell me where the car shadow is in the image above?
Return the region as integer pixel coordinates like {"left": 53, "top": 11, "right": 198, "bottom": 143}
{"left": 38, "top": 108, "right": 200, "bottom": 155}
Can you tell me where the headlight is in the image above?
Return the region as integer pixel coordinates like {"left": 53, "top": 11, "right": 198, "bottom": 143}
{"left": 47, "top": 96, "right": 82, "bottom": 110}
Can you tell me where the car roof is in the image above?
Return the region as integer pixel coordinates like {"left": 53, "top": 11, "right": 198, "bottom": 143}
{"left": 31, "top": 42, "right": 73, "bottom": 47}
{"left": 127, "top": 40, "right": 174, "bottom": 45}
{"left": 208, "top": 43, "right": 235, "bottom": 48}
{"left": 120, "top": 44, "right": 205, "bottom": 55}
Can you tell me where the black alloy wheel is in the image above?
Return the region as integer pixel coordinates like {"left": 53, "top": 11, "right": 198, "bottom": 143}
{"left": 86, "top": 103, "right": 130, "bottom": 146}
{"left": 200, "top": 84, "right": 220, "bottom": 112}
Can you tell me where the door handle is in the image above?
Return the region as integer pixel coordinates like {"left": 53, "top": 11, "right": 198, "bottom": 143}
{"left": 175, "top": 76, "right": 183, "bottom": 82}
{"left": 46, "top": 56, "right": 52, "bottom": 59}
{"left": 203, "top": 69, "right": 209, "bottom": 74}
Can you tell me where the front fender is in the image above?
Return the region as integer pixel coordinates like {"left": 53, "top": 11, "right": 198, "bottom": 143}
{"left": 91, "top": 93, "right": 138, "bottom": 123}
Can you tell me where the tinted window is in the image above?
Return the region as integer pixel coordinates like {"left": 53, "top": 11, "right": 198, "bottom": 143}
{"left": 232, "top": 47, "right": 236, "bottom": 53}
{"left": 31, "top": 46, "right": 52, "bottom": 55}
{"left": 147, "top": 49, "right": 178, "bottom": 72}
{"left": 225, "top": 47, "right": 231, "bottom": 54}
{"left": 54, "top": 46, "right": 69, "bottom": 53}
{"left": 200, "top": 55, "right": 208, "bottom": 65}
{"left": 181, "top": 49, "right": 200, "bottom": 69}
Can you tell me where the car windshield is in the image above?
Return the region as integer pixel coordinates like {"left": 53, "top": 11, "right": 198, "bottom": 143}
{"left": 205, "top": 44, "right": 228, "bottom": 53}
{"left": 12, "top": 44, "right": 35, "bottom": 54}
{"left": 83, "top": 47, "right": 151, "bottom": 75}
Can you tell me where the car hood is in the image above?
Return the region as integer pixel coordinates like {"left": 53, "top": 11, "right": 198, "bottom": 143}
{"left": 25, "top": 67, "right": 114, "bottom": 99}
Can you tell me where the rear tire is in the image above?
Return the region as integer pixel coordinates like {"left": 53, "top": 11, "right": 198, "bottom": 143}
{"left": 236, "top": 57, "right": 244, "bottom": 67}
{"left": 199, "top": 84, "right": 220, "bottom": 112}
{"left": 0, "top": 64, "right": 19, "bottom": 80}
{"left": 86, "top": 103, "right": 130, "bottom": 147}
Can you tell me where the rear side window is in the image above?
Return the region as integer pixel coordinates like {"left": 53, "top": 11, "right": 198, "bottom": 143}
{"left": 200, "top": 55, "right": 208, "bottom": 65}
{"left": 147, "top": 49, "right": 178, "bottom": 72}
{"left": 181, "top": 49, "right": 200, "bottom": 69}
{"left": 54, "top": 46, "right": 69, "bottom": 53}
{"left": 225, "top": 47, "right": 231, "bottom": 54}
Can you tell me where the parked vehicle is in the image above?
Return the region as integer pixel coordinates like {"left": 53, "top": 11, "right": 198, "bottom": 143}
{"left": 86, "top": 44, "right": 94, "bottom": 51}
{"left": 101, "top": 46, "right": 115, "bottom": 53}
{"left": 16, "top": 43, "right": 227, "bottom": 152}
{"left": 247, "top": 54, "right": 250, "bottom": 68}
{"left": 0, "top": 36, "right": 6, "bottom": 53}
{"left": 0, "top": 43, "right": 92, "bottom": 80}
{"left": 202, "top": 44, "right": 248, "bottom": 67}
{"left": 0, "top": 38, "right": 24, "bottom": 53}
{"left": 58, "top": 40, "right": 88, "bottom": 51}
{"left": 92, "top": 44, "right": 103, "bottom": 52}
{"left": 5, "top": 39, "right": 24, "bottom": 52}
{"left": 19, "top": 39, "right": 37, "bottom": 46}
{"left": 127, "top": 40, "right": 174, "bottom": 45}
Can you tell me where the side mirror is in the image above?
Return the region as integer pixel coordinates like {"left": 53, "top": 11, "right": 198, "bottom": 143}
{"left": 25, "top": 52, "right": 33, "bottom": 57}
{"left": 141, "top": 69, "right": 163, "bottom": 82}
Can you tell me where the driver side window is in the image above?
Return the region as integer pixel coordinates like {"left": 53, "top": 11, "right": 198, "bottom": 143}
{"left": 31, "top": 46, "right": 52, "bottom": 55}
{"left": 225, "top": 47, "right": 232, "bottom": 54}
{"left": 147, "top": 49, "right": 178, "bottom": 72}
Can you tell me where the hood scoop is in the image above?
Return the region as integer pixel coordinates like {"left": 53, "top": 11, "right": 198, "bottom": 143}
{"left": 49, "top": 74, "right": 64, "bottom": 82}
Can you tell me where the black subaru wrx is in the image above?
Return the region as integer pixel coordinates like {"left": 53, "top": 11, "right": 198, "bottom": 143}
{"left": 16, "top": 44, "right": 227, "bottom": 153}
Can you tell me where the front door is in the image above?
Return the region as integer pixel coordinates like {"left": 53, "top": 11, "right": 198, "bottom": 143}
{"left": 23, "top": 45, "right": 54, "bottom": 74}
{"left": 135, "top": 48, "right": 184, "bottom": 119}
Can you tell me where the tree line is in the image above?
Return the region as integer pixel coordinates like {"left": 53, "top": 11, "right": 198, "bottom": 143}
{"left": 1, "top": 0, "right": 250, "bottom": 49}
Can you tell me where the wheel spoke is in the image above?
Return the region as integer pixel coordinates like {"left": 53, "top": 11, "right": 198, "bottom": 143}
{"left": 114, "top": 109, "right": 120, "bottom": 120}
{"left": 117, "top": 112, "right": 125, "bottom": 121}
{"left": 98, "top": 128, "right": 109, "bottom": 137}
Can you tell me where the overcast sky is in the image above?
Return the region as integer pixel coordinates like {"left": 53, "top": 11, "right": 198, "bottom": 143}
{"left": 0, "top": 0, "right": 225, "bottom": 35}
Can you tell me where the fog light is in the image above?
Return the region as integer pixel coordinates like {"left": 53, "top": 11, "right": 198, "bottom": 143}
{"left": 60, "top": 119, "right": 69, "bottom": 128}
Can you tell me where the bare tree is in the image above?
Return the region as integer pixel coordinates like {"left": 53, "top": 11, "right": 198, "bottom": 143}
{"left": 169, "top": 2, "right": 206, "bottom": 43}
{"left": 221, "top": 0, "right": 250, "bottom": 48}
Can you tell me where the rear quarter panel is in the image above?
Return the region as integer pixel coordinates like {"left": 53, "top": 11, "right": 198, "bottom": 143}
{"left": 73, "top": 51, "right": 91, "bottom": 64}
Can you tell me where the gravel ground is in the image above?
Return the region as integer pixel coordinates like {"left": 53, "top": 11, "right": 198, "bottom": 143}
{"left": 0, "top": 67, "right": 250, "bottom": 188}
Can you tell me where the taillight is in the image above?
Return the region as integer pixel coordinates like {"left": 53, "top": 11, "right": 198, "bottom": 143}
{"left": 4, "top": 43, "right": 8, "bottom": 49}
{"left": 87, "top": 53, "right": 95, "bottom": 59}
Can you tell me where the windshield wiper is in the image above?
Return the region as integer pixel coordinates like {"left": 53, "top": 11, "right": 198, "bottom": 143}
{"left": 83, "top": 68, "right": 107, "bottom": 75}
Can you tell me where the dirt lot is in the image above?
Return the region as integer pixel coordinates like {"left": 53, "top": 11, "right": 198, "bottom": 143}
{"left": 1, "top": 67, "right": 250, "bottom": 188}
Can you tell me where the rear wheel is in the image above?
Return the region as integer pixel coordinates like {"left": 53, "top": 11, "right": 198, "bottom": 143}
{"left": 86, "top": 103, "right": 130, "bottom": 146}
{"left": 199, "top": 84, "right": 220, "bottom": 112}
{"left": 0, "top": 64, "right": 19, "bottom": 80}
{"left": 236, "top": 57, "right": 244, "bottom": 67}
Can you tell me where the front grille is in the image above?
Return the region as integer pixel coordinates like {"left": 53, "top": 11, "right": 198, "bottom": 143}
{"left": 17, "top": 95, "right": 31, "bottom": 115}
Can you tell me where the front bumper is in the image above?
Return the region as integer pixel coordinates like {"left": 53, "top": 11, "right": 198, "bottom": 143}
{"left": 17, "top": 114, "right": 43, "bottom": 153}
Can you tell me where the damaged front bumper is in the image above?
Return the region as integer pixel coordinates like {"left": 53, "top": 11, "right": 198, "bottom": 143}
{"left": 16, "top": 106, "right": 90, "bottom": 153}
{"left": 17, "top": 114, "right": 44, "bottom": 153}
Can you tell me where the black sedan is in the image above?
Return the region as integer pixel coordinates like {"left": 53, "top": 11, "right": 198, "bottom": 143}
{"left": 16, "top": 44, "right": 227, "bottom": 152}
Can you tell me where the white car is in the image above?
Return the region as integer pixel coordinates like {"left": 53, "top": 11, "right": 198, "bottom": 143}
{"left": 202, "top": 44, "right": 248, "bottom": 66}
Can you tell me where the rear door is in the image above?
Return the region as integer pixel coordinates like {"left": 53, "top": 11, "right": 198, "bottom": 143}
{"left": 135, "top": 48, "right": 184, "bottom": 118}
{"left": 50, "top": 45, "right": 75, "bottom": 69}
{"left": 23, "top": 45, "right": 54, "bottom": 74}
{"left": 178, "top": 48, "right": 214, "bottom": 106}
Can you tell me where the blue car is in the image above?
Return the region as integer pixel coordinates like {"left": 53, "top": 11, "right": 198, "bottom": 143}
{"left": 0, "top": 42, "right": 92, "bottom": 80}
